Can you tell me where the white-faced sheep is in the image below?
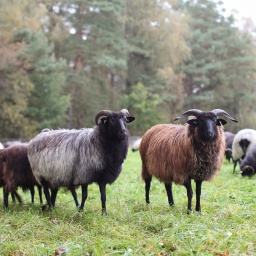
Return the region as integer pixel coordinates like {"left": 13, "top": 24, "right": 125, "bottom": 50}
{"left": 239, "top": 144, "right": 256, "bottom": 176}
{"left": 28, "top": 109, "right": 135, "bottom": 214}
{"left": 0, "top": 143, "right": 43, "bottom": 208}
{"left": 232, "top": 129, "right": 256, "bottom": 174}
{"left": 224, "top": 131, "right": 236, "bottom": 163}
{"left": 139, "top": 109, "right": 238, "bottom": 213}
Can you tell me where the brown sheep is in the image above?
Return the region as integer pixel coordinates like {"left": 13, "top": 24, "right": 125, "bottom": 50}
{"left": 139, "top": 109, "right": 238, "bottom": 213}
{"left": 0, "top": 143, "right": 43, "bottom": 208}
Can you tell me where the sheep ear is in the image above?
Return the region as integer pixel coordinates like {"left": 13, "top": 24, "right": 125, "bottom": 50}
{"left": 126, "top": 116, "right": 135, "bottom": 123}
{"left": 217, "top": 119, "right": 227, "bottom": 126}
{"left": 187, "top": 119, "right": 198, "bottom": 126}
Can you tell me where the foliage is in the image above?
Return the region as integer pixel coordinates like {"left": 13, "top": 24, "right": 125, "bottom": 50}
{"left": 0, "top": 151, "right": 255, "bottom": 255}
{"left": 14, "top": 29, "right": 69, "bottom": 134}
{"left": 125, "top": 0, "right": 191, "bottom": 124}
{"left": 180, "top": 0, "right": 256, "bottom": 131}
{"left": 121, "top": 83, "right": 163, "bottom": 134}
{"left": 1, "top": 0, "right": 256, "bottom": 137}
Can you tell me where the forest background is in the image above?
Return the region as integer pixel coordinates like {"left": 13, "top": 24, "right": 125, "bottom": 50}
{"left": 1, "top": 0, "right": 256, "bottom": 139}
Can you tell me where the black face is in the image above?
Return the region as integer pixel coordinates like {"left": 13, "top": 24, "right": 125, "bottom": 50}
{"left": 241, "top": 166, "right": 255, "bottom": 176}
{"left": 239, "top": 139, "right": 250, "bottom": 155}
{"left": 187, "top": 112, "right": 226, "bottom": 141}
{"left": 100, "top": 113, "right": 135, "bottom": 141}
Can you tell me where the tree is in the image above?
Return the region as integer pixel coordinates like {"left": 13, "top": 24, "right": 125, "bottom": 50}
{"left": 0, "top": 0, "right": 48, "bottom": 138}
{"left": 121, "top": 83, "right": 163, "bottom": 134}
{"left": 14, "top": 29, "right": 69, "bottom": 133}
{"left": 125, "top": 0, "right": 191, "bottom": 123}
{"left": 180, "top": 0, "right": 256, "bottom": 131}
{"left": 46, "top": 0, "right": 127, "bottom": 128}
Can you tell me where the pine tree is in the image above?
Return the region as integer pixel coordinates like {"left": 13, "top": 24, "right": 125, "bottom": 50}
{"left": 181, "top": 0, "right": 256, "bottom": 128}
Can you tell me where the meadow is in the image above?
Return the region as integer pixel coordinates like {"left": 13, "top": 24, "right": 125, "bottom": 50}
{"left": 0, "top": 150, "right": 255, "bottom": 255}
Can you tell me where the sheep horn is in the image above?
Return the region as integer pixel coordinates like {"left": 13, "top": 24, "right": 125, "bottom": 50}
{"left": 211, "top": 109, "right": 238, "bottom": 123}
{"left": 174, "top": 109, "right": 203, "bottom": 121}
{"left": 95, "top": 110, "right": 112, "bottom": 125}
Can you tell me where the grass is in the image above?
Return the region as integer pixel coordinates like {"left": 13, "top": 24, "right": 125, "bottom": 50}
{"left": 0, "top": 150, "right": 256, "bottom": 255}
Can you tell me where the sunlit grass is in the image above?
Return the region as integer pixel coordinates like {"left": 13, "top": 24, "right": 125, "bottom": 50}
{"left": 0, "top": 150, "right": 255, "bottom": 255}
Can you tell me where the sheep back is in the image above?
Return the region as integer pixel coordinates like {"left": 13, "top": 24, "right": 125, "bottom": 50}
{"left": 232, "top": 129, "right": 256, "bottom": 161}
{"left": 140, "top": 123, "right": 225, "bottom": 185}
{"left": 28, "top": 127, "right": 128, "bottom": 189}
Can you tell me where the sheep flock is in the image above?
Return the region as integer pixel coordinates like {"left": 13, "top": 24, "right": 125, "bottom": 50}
{"left": 1, "top": 107, "right": 256, "bottom": 215}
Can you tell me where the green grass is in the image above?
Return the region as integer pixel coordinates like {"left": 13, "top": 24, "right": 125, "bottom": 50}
{"left": 0, "top": 150, "right": 256, "bottom": 255}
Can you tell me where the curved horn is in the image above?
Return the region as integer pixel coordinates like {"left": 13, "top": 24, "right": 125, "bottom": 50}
{"left": 121, "top": 109, "right": 130, "bottom": 117}
{"left": 211, "top": 109, "right": 238, "bottom": 123}
{"left": 95, "top": 110, "right": 112, "bottom": 125}
{"left": 174, "top": 109, "right": 203, "bottom": 121}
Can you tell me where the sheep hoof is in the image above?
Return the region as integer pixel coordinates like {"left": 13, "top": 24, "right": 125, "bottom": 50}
{"left": 78, "top": 206, "right": 84, "bottom": 212}
{"left": 187, "top": 209, "right": 192, "bottom": 214}
{"left": 41, "top": 204, "right": 48, "bottom": 211}
{"left": 102, "top": 209, "right": 107, "bottom": 216}
{"left": 169, "top": 203, "right": 175, "bottom": 207}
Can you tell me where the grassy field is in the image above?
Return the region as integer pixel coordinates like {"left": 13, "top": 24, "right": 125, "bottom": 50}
{"left": 0, "top": 150, "right": 255, "bottom": 255}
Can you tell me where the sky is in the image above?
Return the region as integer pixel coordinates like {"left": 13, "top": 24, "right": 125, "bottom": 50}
{"left": 221, "top": 0, "right": 256, "bottom": 23}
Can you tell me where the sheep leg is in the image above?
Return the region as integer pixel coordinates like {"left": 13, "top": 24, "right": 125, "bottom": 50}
{"left": 184, "top": 179, "right": 193, "bottom": 214}
{"left": 37, "top": 185, "right": 43, "bottom": 204}
{"left": 14, "top": 191, "right": 22, "bottom": 204}
{"left": 30, "top": 186, "right": 35, "bottom": 204}
{"left": 41, "top": 180, "right": 53, "bottom": 210}
{"left": 69, "top": 186, "right": 79, "bottom": 207}
{"left": 99, "top": 183, "right": 107, "bottom": 215}
{"left": 50, "top": 188, "right": 58, "bottom": 207}
{"left": 79, "top": 184, "right": 88, "bottom": 211}
{"left": 3, "top": 186, "right": 9, "bottom": 209}
{"left": 165, "top": 183, "right": 174, "bottom": 206}
{"left": 145, "top": 178, "right": 152, "bottom": 204}
{"left": 195, "top": 180, "right": 202, "bottom": 212}
{"left": 11, "top": 192, "right": 16, "bottom": 203}
{"left": 233, "top": 160, "right": 238, "bottom": 174}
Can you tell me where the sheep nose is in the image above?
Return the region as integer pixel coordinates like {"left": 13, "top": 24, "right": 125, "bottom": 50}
{"left": 206, "top": 132, "right": 214, "bottom": 140}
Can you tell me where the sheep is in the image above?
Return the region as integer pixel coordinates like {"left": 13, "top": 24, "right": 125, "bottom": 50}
{"left": 39, "top": 128, "right": 79, "bottom": 208}
{"left": 0, "top": 150, "right": 21, "bottom": 204}
{"left": 131, "top": 138, "right": 142, "bottom": 152}
{"left": 4, "top": 140, "right": 22, "bottom": 148}
{"left": 0, "top": 142, "right": 4, "bottom": 150}
{"left": 0, "top": 143, "right": 43, "bottom": 209}
{"left": 232, "top": 129, "right": 256, "bottom": 174}
{"left": 239, "top": 144, "right": 256, "bottom": 176}
{"left": 224, "top": 131, "right": 235, "bottom": 163}
{"left": 28, "top": 109, "right": 135, "bottom": 214}
{"left": 139, "top": 109, "right": 238, "bottom": 213}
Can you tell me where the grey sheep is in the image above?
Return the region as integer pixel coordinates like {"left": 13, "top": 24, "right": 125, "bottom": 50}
{"left": 28, "top": 109, "right": 135, "bottom": 214}
{"left": 240, "top": 144, "right": 256, "bottom": 176}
